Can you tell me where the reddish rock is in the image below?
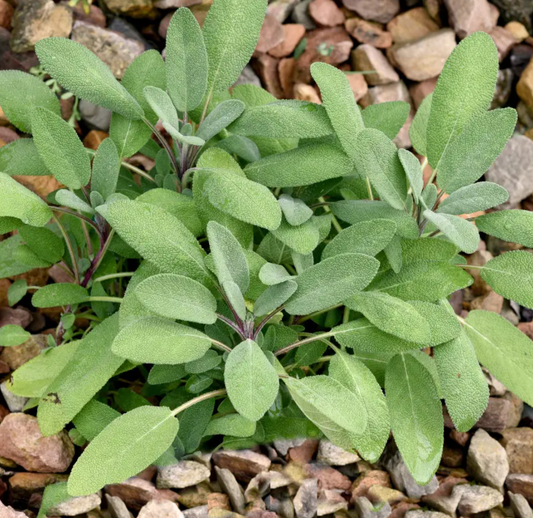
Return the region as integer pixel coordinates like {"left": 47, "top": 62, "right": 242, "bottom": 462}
{"left": 105, "top": 477, "right": 180, "bottom": 511}
{"left": 0, "top": 0, "right": 13, "bottom": 30}
{"left": 489, "top": 26, "right": 517, "bottom": 61}
{"left": 450, "top": 429, "right": 470, "bottom": 447}
{"left": 518, "top": 321, "right": 533, "bottom": 340}
{"left": 421, "top": 476, "right": 467, "bottom": 515}
{"left": 293, "top": 83, "right": 322, "bottom": 103}
{"left": 347, "top": 72, "right": 369, "bottom": 101}
{"left": 359, "top": 80, "right": 411, "bottom": 108}
{"left": 0, "top": 413, "right": 74, "bottom": 473}
{"left": 352, "top": 44, "right": 399, "bottom": 85}
{"left": 72, "top": 3, "right": 106, "bottom": 27}
{"left": 342, "top": 0, "right": 400, "bottom": 24}
{"left": 470, "top": 290, "right": 504, "bottom": 314}
{"left": 344, "top": 16, "right": 392, "bottom": 48}
{"left": 409, "top": 77, "right": 437, "bottom": 109}
{"left": 309, "top": 0, "right": 345, "bottom": 27}
{"left": 254, "top": 54, "right": 284, "bottom": 99}
{"left": 501, "top": 428, "right": 533, "bottom": 474}
{"left": 9, "top": 473, "right": 68, "bottom": 500}
{"left": 288, "top": 439, "right": 320, "bottom": 463}
{"left": 444, "top": 0, "right": 497, "bottom": 38}
{"left": 507, "top": 474, "right": 533, "bottom": 504}
{"left": 387, "top": 7, "right": 439, "bottom": 43}
{"left": 278, "top": 57, "right": 296, "bottom": 98}
{"left": 390, "top": 502, "right": 420, "bottom": 518}
{"left": 83, "top": 130, "right": 109, "bottom": 150}
{"left": 0, "top": 307, "right": 32, "bottom": 329}
{"left": 255, "top": 14, "right": 285, "bottom": 55}
{"left": 158, "top": 11, "right": 172, "bottom": 39}
{"left": 0, "top": 334, "right": 47, "bottom": 371}
{"left": 269, "top": 24, "right": 306, "bottom": 58}
{"left": 0, "top": 127, "right": 19, "bottom": 144}
{"left": 351, "top": 470, "right": 391, "bottom": 501}
{"left": 306, "top": 463, "right": 351, "bottom": 491}
{"left": 208, "top": 492, "right": 231, "bottom": 511}
{"left": 212, "top": 450, "right": 271, "bottom": 483}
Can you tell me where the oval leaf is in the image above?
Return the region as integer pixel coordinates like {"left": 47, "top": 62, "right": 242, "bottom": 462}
{"left": 32, "top": 283, "right": 88, "bottom": 308}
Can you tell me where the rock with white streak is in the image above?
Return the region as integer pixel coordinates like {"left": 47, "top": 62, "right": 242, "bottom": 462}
{"left": 157, "top": 461, "right": 211, "bottom": 489}
{"left": 317, "top": 440, "right": 360, "bottom": 466}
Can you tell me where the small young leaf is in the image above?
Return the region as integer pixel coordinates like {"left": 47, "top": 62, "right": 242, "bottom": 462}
{"left": 197, "top": 99, "right": 245, "bottom": 142}
{"left": 216, "top": 135, "right": 261, "bottom": 163}
{"left": 322, "top": 220, "right": 396, "bottom": 259}
{"left": 476, "top": 209, "right": 533, "bottom": 248}
{"left": 427, "top": 32, "right": 499, "bottom": 169}
{"left": 164, "top": 123, "right": 205, "bottom": 147}
{"left": 480, "top": 251, "right": 533, "bottom": 309}
{"left": 204, "top": 413, "right": 256, "bottom": 437}
{"left": 143, "top": 86, "right": 180, "bottom": 131}
{"left": 0, "top": 139, "right": 49, "bottom": 177}
{"left": 0, "top": 71, "right": 61, "bottom": 133}
{"left": 437, "top": 182, "right": 509, "bottom": 215}
{"left": 32, "top": 283, "right": 88, "bottom": 308}
{"left": 91, "top": 138, "right": 120, "bottom": 200}
{"left": 259, "top": 263, "right": 292, "bottom": 286}
{"left": 204, "top": 171, "right": 281, "bottom": 231}
{"left": 55, "top": 190, "right": 95, "bottom": 214}
{"left": 464, "top": 310, "right": 533, "bottom": 407}
{"left": 202, "top": 0, "right": 267, "bottom": 95}
{"left": 278, "top": 195, "right": 313, "bottom": 227}
{"left": 222, "top": 280, "right": 247, "bottom": 320}
{"left": 422, "top": 210, "right": 480, "bottom": 253}
{"left": 285, "top": 253, "right": 379, "bottom": 315}
{"left": 434, "top": 330, "right": 489, "bottom": 432}
{"left": 68, "top": 406, "right": 179, "bottom": 496}
{"left": 166, "top": 7, "right": 208, "bottom": 112}
{"left": 362, "top": 101, "right": 410, "bottom": 140}
{"left": 72, "top": 399, "right": 120, "bottom": 441}
{"left": 230, "top": 100, "right": 333, "bottom": 139}
{"left": 254, "top": 280, "right": 297, "bottom": 316}
{"left": 225, "top": 339, "right": 279, "bottom": 421}
{"left": 409, "top": 93, "right": 432, "bottom": 157}
{"left": 245, "top": 143, "right": 353, "bottom": 188}
{"left": 35, "top": 38, "right": 143, "bottom": 120}
{"left": 272, "top": 219, "right": 319, "bottom": 255}
{"left": 112, "top": 317, "right": 212, "bottom": 364}
{"left": 8, "top": 279, "right": 28, "bottom": 306}
{"left": 135, "top": 273, "right": 217, "bottom": 324}
{"left": 207, "top": 221, "right": 249, "bottom": 294}
{"left": 0, "top": 324, "right": 30, "bottom": 347}
{"left": 0, "top": 174, "right": 51, "bottom": 227}
{"left": 386, "top": 353, "right": 443, "bottom": 485}
{"left": 398, "top": 149, "right": 423, "bottom": 203}
{"left": 32, "top": 108, "right": 91, "bottom": 189}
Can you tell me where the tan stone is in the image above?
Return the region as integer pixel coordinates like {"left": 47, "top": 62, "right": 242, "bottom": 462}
{"left": 0, "top": 278, "right": 10, "bottom": 307}
{"left": 489, "top": 26, "right": 517, "bottom": 61}
{"left": 83, "top": 130, "right": 109, "bottom": 150}
{"left": 344, "top": 17, "right": 392, "bottom": 48}
{"left": 342, "top": 0, "right": 400, "bottom": 24}
{"left": 518, "top": 321, "right": 533, "bottom": 340}
{"left": 305, "top": 463, "right": 351, "bottom": 491}
{"left": 208, "top": 493, "right": 231, "bottom": 512}
{"left": 409, "top": 77, "right": 438, "bottom": 109}
{"left": 501, "top": 428, "right": 533, "bottom": 474}
{"left": 255, "top": 14, "right": 285, "bottom": 55}
{"left": 309, "top": 0, "right": 345, "bottom": 27}
{"left": 359, "top": 80, "right": 410, "bottom": 108}
{"left": 387, "top": 28, "right": 456, "bottom": 81}
{"left": 103, "top": 0, "right": 156, "bottom": 18}
{"left": 0, "top": 0, "right": 14, "bottom": 30}
{"left": 347, "top": 72, "right": 368, "bottom": 101}
{"left": 278, "top": 57, "right": 295, "bottom": 98}
{"left": 288, "top": 439, "right": 320, "bottom": 463}
{"left": 470, "top": 291, "right": 504, "bottom": 314}
{"left": 444, "top": 0, "right": 497, "bottom": 38}
{"left": 0, "top": 334, "right": 47, "bottom": 371}
{"left": 352, "top": 44, "right": 399, "bottom": 85}
{"left": 505, "top": 21, "right": 529, "bottom": 43}
{"left": 387, "top": 7, "right": 439, "bottom": 44}
{"left": 8, "top": 472, "right": 68, "bottom": 500}
{"left": 367, "top": 485, "right": 406, "bottom": 505}
{"left": 293, "top": 83, "right": 322, "bottom": 104}
{"left": 212, "top": 450, "right": 271, "bottom": 483}
{"left": 269, "top": 24, "right": 306, "bottom": 58}
{"left": 254, "top": 54, "right": 284, "bottom": 99}
{"left": 350, "top": 470, "right": 391, "bottom": 501}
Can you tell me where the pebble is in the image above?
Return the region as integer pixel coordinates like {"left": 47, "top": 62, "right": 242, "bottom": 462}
{"left": 0, "top": 501, "right": 26, "bottom": 518}
{"left": 0, "top": 334, "right": 47, "bottom": 371}
{"left": 49, "top": 493, "right": 102, "bottom": 516}
{"left": 268, "top": 0, "right": 300, "bottom": 23}
{"left": 157, "top": 461, "right": 211, "bottom": 489}
{"left": 71, "top": 21, "right": 144, "bottom": 79}
{"left": 105, "top": 494, "right": 133, "bottom": 518}
{"left": 0, "top": 307, "right": 32, "bottom": 329}
{"left": 507, "top": 474, "right": 533, "bottom": 504}
{"left": 0, "top": 0, "right": 13, "bottom": 30}
{"left": 406, "top": 511, "right": 450, "bottom": 518}
{"left": 489, "top": 26, "right": 517, "bottom": 61}
{"left": 10, "top": 0, "right": 73, "bottom": 53}
{"left": 470, "top": 291, "right": 504, "bottom": 313}
{"left": 138, "top": 499, "right": 184, "bottom": 518}
{"left": 255, "top": 54, "right": 284, "bottom": 98}
{"left": 342, "top": 0, "right": 400, "bottom": 24}
{"left": 510, "top": 492, "right": 533, "bottom": 518}
{"left": 317, "top": 489, "right": 347, "bottom": 515}
{"left": 467, "top": 429, "right": 509, "bottom": 490}
{"left": 421, "top": 476, "right": 467, "bottom": 515}
{"left": 453, "top": 484, "right": 504, "bottom": 514}
{"left": 367, "top": 484, "right": 406, "bottom": 505}
{"left": 345, "top": 17, "right": 393, "bottom": 48}
{"left": 72, "top": 2, "right": 107, "bottom": 27}
{"left": 351, "top": 470, "right": 391, "bottom": 500}
{"left": 409, "top": 77, "right": 437, "bottom": 109}
{"left": 291, "top": 0, "right": 316, "bottom": 30}
{"left": 485, "top": 136, "right": 533, "bottom": 209}
{"left": 154, "top": 0, "right": 203, "bottom": 7}
{"left": 387, "top": 7, "right": 440, "bottom": 44}
{"left": 492, "top": 69, "right": 514, "bottom": 109}
{"left": 506, "top": 21, "right": 530, "bottom": 42}
{"left": 309, "top": 0, "right": 345, "bottom": 27}
{"left": 255, "top": 14, "right": 285, "bottom": 55}
{"left": 293, "top": 478, "right": 317, "bottom": 518}
{"left": 354, "top": 496, "right": 392, "bottom": 518}
{"left": 444, "top": 0, "right": 497, "bottom": 38}
{"left": 352, "top": 44, "right": 399, "bottom": 85}
{"left": 293, "top": 84, "right": 321, "bottom": 103}
{"left": 274, "top": 439, "right": 306, "bottom": 456}
{"left": 317, "top": 440, "right": 360, "bottom": 466}
{"left": 387, "top": 28, "right": 456, "bottom": 81}
{"left": 0, "top": 382, "right": 28, "bottom": 413}
{"left": 182, "top": 506, "right": 209, "bottom": 518}
{"left": 347, "top": 72, "right": 369, "bottom": 102}
{"left": 8, "top": 472, "right": 68, "bottom": 500}
{"left": 306, "top": 463, "right": 351, "bottom": 491}
{"left": 501, "top": 428, "right": 533, "bottom": 474}
{"left": 288, "top": 439, "right": 320, "bottom": 464}
{"left": 233, "top": 65, "right": 262, "bottom": 88}
{"left": 215, "top": 466, "right": 246, "bottom": 514}
{"left": 269, "top": 24, "right": 306, "bottom": 58}
{"left": 359, "top": 80, "right": 411, "bottom": 108}
{"left": 102, "top": 0, "right": 156, "bottom": 18}
{"left": 213, "top": 450, "right": 271, "bottom": 483}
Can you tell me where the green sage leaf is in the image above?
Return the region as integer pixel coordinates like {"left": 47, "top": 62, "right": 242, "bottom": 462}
{"left": 362, "top": 101, "right": 410, "bottom": 140}
{"left": 437, "top": 182, "right": 509, "bottom": 215}
{"left": 476, "top": 209, "right": 533, "bottom": 248}
{"left": 32, "top": 283, "right": 89, "bottom": 308}
{"left": 422, "top": 210, "right": 480, "bottom": 253}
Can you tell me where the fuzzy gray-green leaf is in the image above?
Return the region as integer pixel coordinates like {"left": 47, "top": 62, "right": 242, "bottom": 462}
{"left": 476, "top": 210, "right": 533, "bottom": 248}
{"left": 272, "top": 218, "right": 319, "bottom": 255}
{"left": 422, "top": 210, "right": 480, "bottom": 253}
{"left": 437, "top": 182, "right": 509, "bottom": 216}
{"left": 409, "top": 93, "right": 432, "bottom": 157}
{"left": 197, "top": 100, "right": 245, "bottom": 142}
{"left": 0, "top": 139, "right": 49, "bottom": 177}
{"left": 362, "top": 101, "right": 410, "bottom": 140}
{"left": 398, "top": 148, "right": 423, "bottom": 203}
{"left": 55, "top": 190, "right": 94, "bottom": 214}
{"left": 254, "top": 280, "right": 297, "bottom": 316}
{"left": 32, "top": 283, "right": 89, "bottom": 308}
{"left": 143, "top": 86, "right": 180, "bottom": 131}
{"left": 91, "top": 138, "right": 120, "bottom": 200}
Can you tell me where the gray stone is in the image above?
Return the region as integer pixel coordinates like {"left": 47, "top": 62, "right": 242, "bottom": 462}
{"left": 291, "top": 0, "right": 316, "bottom": 30}
{"left": 215, "top": 466, "right": 245, "bottom": 514}
{"left": 406, "top": 512, "right": 449, "bottom": 518}
{"left": 485, "top": 135, "right": 533, "bottom": 209}
{"left": 317, "top": 440, "right": 360, "bottom": 466}
{"left": 510, "top": 492, "right": 533, "bottom": 518}
{"left": 382, "top": 447, "right": 438, "bottom": 499}
{"left": 182, "top": 506, "right": 208, "bottom": 518}
{"left": 490, "top": 0, "right": 533, "bottom": 31}
{"left": 71, "top": 20, "right": 144, "bottom": 79}
{"left": 157, "top": 460, "right": 211, "bottom": 489}
{"left": 49, "top": 493, "right": 102, "bottom": 516}
{"left": 232, "top": 65, "right": 262, "bottom": 88}
{"left": 353, "top": 496, "right": 392, "bottom": 518}
{"left": 10, "top": 0, "right": 73, "bottom": 53}
{"left": 79, "top": 100, "right": 112, "bottom": 132}
{"left": 138, "top": 499, "right": 184, "bottom": 518}
{"left": 108, "top": 18, "right": 152, "bottom": 50}
{"left": 0, "top": 382, "right": 27, "bottom": 413}
{"left": 294, "top": 479, "right": 317, "bottom": 518}
{"left": 453, "top": 484, "right": 504, "bottom": 514}
{"left": 467, "top": 429, "right": 509, "bottom": 490}
{"left": 106, "top": 494, "right": 133, "bottom": 518}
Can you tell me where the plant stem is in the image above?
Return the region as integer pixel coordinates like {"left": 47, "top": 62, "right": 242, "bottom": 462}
{"left": 457, "top": 264, "right": 484, "bottom": 270}
{"left": 295, "top": 304, "right": 342, "bottom": 324}
{"left": 318, "top": 196, "right": 342, "bottom": 234}
{"left": 86, "top": 296, "right": 123, "bottom": 303}
{"left": 121, "top": 162, "right": 157, "bottom": 184}
{"left": 171, "top": 388, "right": 227, "bottom": 417}
{"left": 253, "top": 306, "right": 285, "bottom": 339}
{"left": 93, "top": 272, "right": 135, "bottom": 283}
{"left": 143, "top": 118, "right": 180, "bottom": 181}
{"left": 51, "top": 207, "right": 101, "bottom": 234}
{"left": 216, "top": 313, "right": 245, "bottom": 339}
{"left": 275, "top": 331, "right": 337, "bottom": 356}
{"left": 365, "top": 177, "right": 374, "bottom": 201}
{"left": 81, "top": 230, "right": 115, "bottom": 288}
{"left": 210, "top": 339, "right": 233, "bottom": 354}
{"left": 53, "top": 214, "right": 79, "bottom": 284}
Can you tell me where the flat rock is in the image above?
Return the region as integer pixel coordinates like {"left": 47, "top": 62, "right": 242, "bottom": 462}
{"left": 387, "top": 7, "right": 439, "bottom": 43}
{"left": 352, "top": 44, "right": 399, "bottom": 85}
{"left": 71, "top": 20, "right": 144, "bottom": 79}
{"left": 467, "top": 429, "right": 509, "bottom": 490}
{"left": 102, "top": 0, "right": 156, "bottom": 18}
{"left": 510, "top": 492, "right": 533, "bottom": 518}
{"left": 342, "top": 0, "right": 400, "bottom": 23}
{"left": 485, "top": 136, "right": 533, "bottom": 209}
{"left": 0, "top": 413, "right": 74, "bottom": 472}
{"left": 138, "top": 499, "right": 184, "bottom": 518}
{"left": 49, "top": 493, "right": 102, "bottom": 516}
{"left": 0, "top": 382, "right": 28, "bottom": 413}
{"left": 269, "top": 24, "right": 306, "bottom": 58}
{"left": 157, "top": 461, "right": 211, "bottom": 489}
{"left": 317, "top": 440, "right": 360, "bottom": 466}
{"left": 9, "top": 472, "right": 68, "bottom": 500}
{"left": 354, "top": 496, "right": 392, "bottom": 518}
{"left": 453, "top": 484, "right": 504, "bottom": 514}
{"left": 387, "top": 28, "right": 456, "bottom": 81}
{"left": 421, "top": 476, "right": 467, "bottom": 515}
{"left": 106, "top": 494, "right": 133, "bottom": 518}
{"left": 306, "top": 463, "right": 351, "bottom": 491}
{"left": 215, "top": 466, "right": 245, "bottom": 514}
{"left": 212, "top": 450, "right": 271, "bottom": 483}
{"left": 255, "top": 13, "right": 285, "bottom": 54}
{"left": 317, "top": 489, "right": 347, "bottom": 515}
{"left": 294, "top": 478, "right": 317, "bottom": 518}
{"left": 182, "top": 506, "right": 208, "bottom": 518}
{"left": 10, "top": 0, "right": 73, "bottom": 53}
{"left": 0, "top": 334, "right": 47, "bottom": 371}
{"left": 507, "top": 474, "right": 533, "bottom": 504}
{"left": 444, "top": 0, "right": 497, "bottom": 38}
{"left": 501, "top": 427, "right": 533, "bottom": 474}
{"left": 345, "top": 17, "right": 393, "bottom": 48}
{"left": 309, "top": 0, "right": 345, "bottom": 27}
{"left": 351, "top": 470, "right": 391, "bottom": 500}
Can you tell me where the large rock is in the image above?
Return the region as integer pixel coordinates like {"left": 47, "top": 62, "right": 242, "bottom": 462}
{"left": 453, "top": 484, "right": 504, "bottom": 514}
{"left": 342, "top": 0, "right": 400, "bottom": 23}
{"left": 444, "top": 0, "right": 498, "bottom": 38}
{"left": 510, "top": 492, "right": 533, "bottom": 518}
{"left": 352, "top": 44, "right": 399, "bottom": 85}
{"left": 0, "top": 382, "right": 28, "bottom": 412}
{"left": 157, "top": 461, "right": 211, "bottom": 489}
{"left": 467, "top": 429, "right": 509, "bottom": 490}
{"left": 387, "top": 28, "right": 456, "bottom": 81}
{"left": 309, "top": 0, "right": 345, "bottom": 27}
{"left": 387, "top": 7, "right": 439, "bottom": 43}
{"left": 0, "top": 334, "right": 47, "bottom": 371}
{"left": 10, "top": 0, "right": 72, "bottom": 53}
{"left": 49, "top": 493, "right": 102, "bottom": 516}
{"left": 0, "top": 413, "right": 74, "bottom": 472}
{"left": 103, "top": 0, "right": 156, "bottom": 18}
{"left": 501, "top": 428, "right": 533, "bottom": 474}
{"left": 507, "top": 474, "right": 533, "bottom": 504}
{"left": 71, "top": 21, "right": 144, "bottom": 79}
{"left": 485, "top": 136, "right": 533, "bottom": 209}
